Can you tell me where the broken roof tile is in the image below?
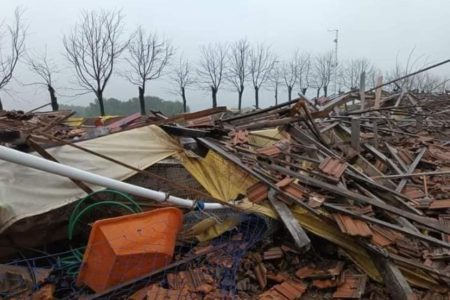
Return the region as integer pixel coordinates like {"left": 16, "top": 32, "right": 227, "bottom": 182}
{"left": 319, "top": 157, "right": 347, "bottom": 179}
{"left": 259, "top": 280, "right": 307, "bottom": 300}
{"left": 429, "top": 199, "right": 450, "bottom": 210}
{"left": 295, "top": 261, "right": 344, "bottom": 280}
{"left": 256, "top": 145, "right": 282, "bottom": 157}
{"left": 167, "top": 268, "right": 215, "bottom": 293}
{"left": 370, "top": 225, "right": 400, "bottom": 247}
{"left": 247, "top": 182, "right": 269, "bottom": 204}
{"left": 263, "top": 247, "right": 284, "bottom": 260}
{"left": 334, "top": 214, "right": 373, "bottom": 238}
{"left": 332, "top": 272, "right": 367, "bottom": 299}
{"left": 308, "top": 193, "right": 326, "bottom": 208}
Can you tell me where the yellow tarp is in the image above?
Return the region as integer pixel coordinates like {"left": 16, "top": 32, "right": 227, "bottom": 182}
{"left": 178, "top": 150, "right": 257, "bottom": 201}
{"left": 248, "top": 128, "right": 284, "bottom": 147}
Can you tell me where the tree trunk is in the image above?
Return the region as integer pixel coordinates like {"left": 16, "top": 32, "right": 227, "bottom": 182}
{"left": 238, "top": 90, "right": 243, "bottom": 111}
{"left": 96, "top": 90, "right": 105, "bottom": 116}
{"left": 0, "top": 97, "right": 3, "bottom": 111}
{"left": 255, "top": 86, "right": 259, "bottom": 109}
{"left": 301, "top": 87, "right": 308, "bottom": 96}
{"left": 316, "top": 87, "right": 320, "bottom": 99}
{"left": 139, "top": 86, "right": 146, "bottom": 115}
{"left": 181, "top": 86, "right": 187, "bottom": 112}
{"left": 211, "top": 87, "right": 217, "bottom": 108}
{"left": 323, "top": 85, "right": 328, "bottom": 97}
{"left": 48, "top": 85, "right": 58, "bottom": 111}
{"left": 288, "top": 86, "right": 292, "bottom": 101}
{"left": 274, "top": 84, "right": 278, "bottom": 105}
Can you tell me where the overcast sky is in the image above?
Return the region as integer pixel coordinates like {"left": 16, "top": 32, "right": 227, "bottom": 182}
{"left": 1, "top": 0, "right": 449, "bottom": 112}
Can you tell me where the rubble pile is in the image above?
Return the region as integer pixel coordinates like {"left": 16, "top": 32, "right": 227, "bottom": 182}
{"left": 0, "top": 88, "right": 450, "bottom": 299}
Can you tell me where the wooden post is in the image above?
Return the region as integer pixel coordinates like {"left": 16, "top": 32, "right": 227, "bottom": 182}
{"left": 351, "top": 116, "right": 361, "bottom": 152}
{"left": 359, "top": 72, "right": 366, "bottom": 110}
{"left": 374, "top": 75, "right": 383, "bottom": 109}
{"left": 372, "top": 121, "right": 379, "bottom": 148}
{"left": 373, "top": 256, "right": 416, "bottom": 300}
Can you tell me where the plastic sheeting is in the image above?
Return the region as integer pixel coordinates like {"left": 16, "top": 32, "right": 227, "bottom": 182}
{"left": 0, "top": 125, "right": 181, "bottom": 233}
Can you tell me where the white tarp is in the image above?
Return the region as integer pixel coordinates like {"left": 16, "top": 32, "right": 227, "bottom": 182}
{"left": 0, "top": 125, "right": 181, "bottom": 233}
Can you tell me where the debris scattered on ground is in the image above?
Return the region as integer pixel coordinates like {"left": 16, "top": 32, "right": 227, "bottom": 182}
{"left": 1, "top": 86, "right": 450, "bottom": 299}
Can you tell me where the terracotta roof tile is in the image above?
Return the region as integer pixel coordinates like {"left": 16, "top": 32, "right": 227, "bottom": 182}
{"left": 319, "top": 157, "right": 347, "bottom": 179}
{"left": 334, "top": 214, "right": 373, "bottom": 238}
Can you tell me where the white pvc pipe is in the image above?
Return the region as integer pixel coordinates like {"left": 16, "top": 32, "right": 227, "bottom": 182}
{"left": 0, "top": 146, "right": 224, "bottom": 209}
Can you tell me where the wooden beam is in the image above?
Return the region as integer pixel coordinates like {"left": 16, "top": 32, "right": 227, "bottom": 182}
{"left": 351, "top": 116, "right": 361, "bottom": 152}
{"left": 395, "top": 148, "right": 426, "bottom": 193}
{"left": 359, "top": 71, "right": 366, "bottom": 110}
{"left": 373, "top": 75, "right": 383, "bottom": 109}
{"left": 372, "top": 256, "right": 417, "bottom": 300}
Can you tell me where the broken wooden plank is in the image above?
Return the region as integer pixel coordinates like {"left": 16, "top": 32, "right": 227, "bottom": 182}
{"left": 265, "top": 163, "right": 450, "bottom": 234}
{"left": 395, "top": 148, "right": 427, "bottom": 193}
{"left": 373, "top": 75, "right": 383, "bottom": 109}
{"left": 268, "top": 189, "right": 311, "bottom": 250}
{"left": 359, "top": 72, "right": 366, "bottom": 110}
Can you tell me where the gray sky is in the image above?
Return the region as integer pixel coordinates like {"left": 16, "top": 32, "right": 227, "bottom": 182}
{"left": 1, "top": 0, "right": 450, "bottom": 112}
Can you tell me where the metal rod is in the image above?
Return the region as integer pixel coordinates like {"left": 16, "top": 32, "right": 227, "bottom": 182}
{"left": 0, "top": 146, "right": 224, "bottom": 210}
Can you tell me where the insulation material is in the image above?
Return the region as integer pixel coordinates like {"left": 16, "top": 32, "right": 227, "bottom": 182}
{"left": 0, "top": 125, "right": 181, "bottom": 233}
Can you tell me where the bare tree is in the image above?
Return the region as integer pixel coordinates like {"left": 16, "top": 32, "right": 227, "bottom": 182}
{"left": 313, "top": 51, "right": 334, "bottom": 98}
{"left": 124, "top": 27, "right": 174, "bottom": 115}
{"left": 197, "top": 43, "right": 227, "bottom": 108}
{"left": 296, "top": 51, "right": 311, "bottom": 96}
{"left": 249, "top": 44, "right": 276, "bottom": 108}
{"left": 416, "top": 72, "right": 448, "bottom": 93}
{"left": 0, "top": 8, "right": 26, "bottom": 110}
{"left": 228, "top": 39, "right": 250, "bottom": 110}
{"left": 270, "top": 63, "right": 282, "bottom": 105}
{"left": 281, "top": 55, "right": 298, "bottom": 101}
{"left": 386, "top": 48, "right": 427, "bottom": 91}
{"left": 171, "top": 56, "right": 194, "bottom": 112}
{"left": 342, "top": 58, "right": 374, "bottom": 90}
{"left": 27, "top": 49, "right": 59, "bottom": 111}
{"left": 63, "top": 10, "right": 127, "bottom": 116}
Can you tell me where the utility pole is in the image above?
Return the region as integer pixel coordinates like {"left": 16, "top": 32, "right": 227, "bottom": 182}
{"left": 328, "top": 29, "right": 339, "bottom": 95}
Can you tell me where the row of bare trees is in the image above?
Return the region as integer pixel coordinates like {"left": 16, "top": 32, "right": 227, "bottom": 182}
{"left": 1, "top": 8, "right": 448, "bottom": 116}
{"left": 0, "top": 8, "right": 26, "bottom": 110}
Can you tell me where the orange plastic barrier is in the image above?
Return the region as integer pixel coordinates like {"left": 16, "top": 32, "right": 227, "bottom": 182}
{"left": 77, "top": 207, "right": 183, "bottom": 292}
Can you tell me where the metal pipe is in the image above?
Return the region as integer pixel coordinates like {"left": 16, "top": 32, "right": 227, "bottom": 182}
{"left": 0, "top": 146, "right": 224, "bottom": 209}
